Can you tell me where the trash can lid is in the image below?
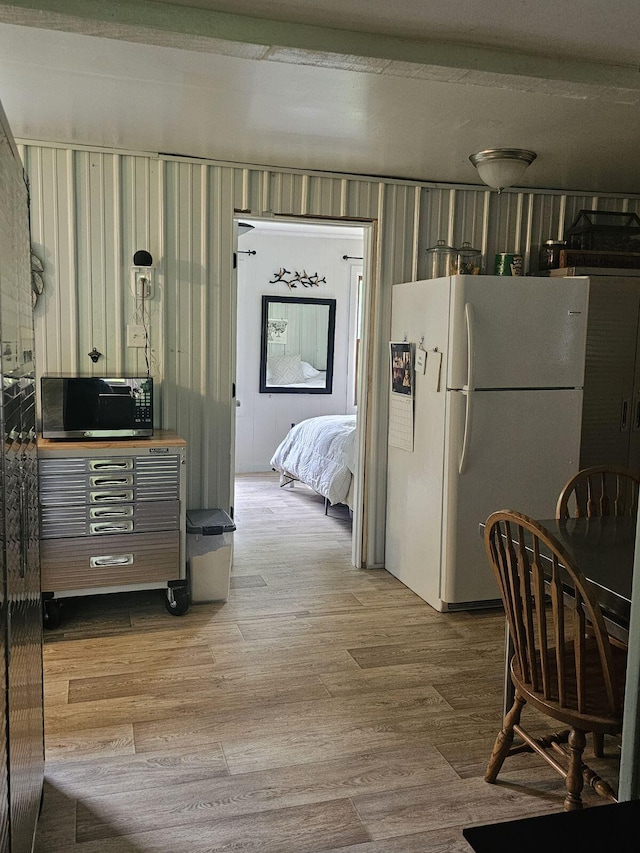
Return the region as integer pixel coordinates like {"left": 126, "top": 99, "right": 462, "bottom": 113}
{"left": 186, "top": 508, "right": 236, "bottom": 535}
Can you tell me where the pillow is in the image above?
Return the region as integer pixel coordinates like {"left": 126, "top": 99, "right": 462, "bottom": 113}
{"left": 267, "top": 354, "right": 306, "bottom": 385}
{"left": 300, "top": 361, "right": 321, "bottom": 379}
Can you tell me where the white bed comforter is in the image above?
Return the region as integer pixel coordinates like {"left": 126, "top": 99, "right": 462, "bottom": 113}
{"left": 270, "top": 414, "right": 357, "bottom": 505}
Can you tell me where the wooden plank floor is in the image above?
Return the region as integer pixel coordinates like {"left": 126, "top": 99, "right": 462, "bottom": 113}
{"left": 35, "top": 473, "right": 620, "bottom": 852}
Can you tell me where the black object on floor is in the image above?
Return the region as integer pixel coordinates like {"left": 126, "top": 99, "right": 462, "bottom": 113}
{"left": 463, "top": 799, "right": 640, "bottom": 852}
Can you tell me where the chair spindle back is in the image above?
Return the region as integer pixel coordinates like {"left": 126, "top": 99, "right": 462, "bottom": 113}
{"left": 557, "top": 465, "right": 640, "bottom": 520}
{"left": 484, "top": 510, "right": 621, "bottom": 717}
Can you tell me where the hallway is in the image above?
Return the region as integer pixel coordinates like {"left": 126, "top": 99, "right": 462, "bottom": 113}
{"left": 35, "top": 473, "right": 618, "bottom": 851}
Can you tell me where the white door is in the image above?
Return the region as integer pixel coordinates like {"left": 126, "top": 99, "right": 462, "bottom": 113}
{"left": 447, "top": 276, "right": 590, "bottom": 391}
{"left": 440, "top": 387, "right": 584, "bottom": 608}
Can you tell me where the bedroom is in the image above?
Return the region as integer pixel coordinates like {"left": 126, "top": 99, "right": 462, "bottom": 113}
{"left": 235, "top": 218, "right": 365, "bottom": 540}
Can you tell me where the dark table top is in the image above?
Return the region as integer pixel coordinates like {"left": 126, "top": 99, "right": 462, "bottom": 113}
{"left": 536, "top": 516, "right": 634, "bottom": 630}
{"left": 481, "top": 515, "right": 635, "bottom": 637}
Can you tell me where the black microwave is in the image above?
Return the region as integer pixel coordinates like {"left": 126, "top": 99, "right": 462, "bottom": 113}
{"left": 40, "top": 376, "right": 153, "bottom": 439}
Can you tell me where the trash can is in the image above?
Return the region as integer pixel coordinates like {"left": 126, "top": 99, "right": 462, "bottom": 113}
{"left": 186, "top": 509, "right": 236, "bottom": 603}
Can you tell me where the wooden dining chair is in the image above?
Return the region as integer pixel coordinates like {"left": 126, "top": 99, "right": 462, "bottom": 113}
{"left": 556, "top": 465, "right": 638, "bottom": 757}
{"left": 556, "top": 465, "right": 640, "bottom": 520}
{"left": 483, "top": 510, "right": 627, "bottom": 811}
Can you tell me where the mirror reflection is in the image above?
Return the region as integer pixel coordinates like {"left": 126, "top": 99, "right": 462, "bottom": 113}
{"left": 259, "top": 295, "right": 336, "bottom": 394}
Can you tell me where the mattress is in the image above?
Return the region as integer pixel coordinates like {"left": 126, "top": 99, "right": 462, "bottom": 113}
{"left": 270, "top": 414, "right": 357, "bottom": 506}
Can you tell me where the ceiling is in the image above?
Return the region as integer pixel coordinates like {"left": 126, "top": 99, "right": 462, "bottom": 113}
{"left": 0, "top": 0, "right": 639, "bottom": 193}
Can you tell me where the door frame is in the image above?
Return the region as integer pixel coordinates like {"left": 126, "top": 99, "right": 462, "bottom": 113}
{"left": 231, "top": 213, "right": 376, "bottom": 568}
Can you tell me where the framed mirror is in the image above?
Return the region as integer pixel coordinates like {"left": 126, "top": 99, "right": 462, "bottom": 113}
{"left": 259, "top": 295, "right": 336, "bottom": 394}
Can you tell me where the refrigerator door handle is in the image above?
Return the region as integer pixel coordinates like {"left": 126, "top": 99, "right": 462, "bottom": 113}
{"left": 459, "top": 389, "right": 473, "bottom": 474}
{"left": 633, "top": 395, "right": 640, "bottom": 432}
{"left": 621, "top": 397, "right": 631, "bottom": 432}
{"left": 463, "top": 302, "right": 476, "bottom": 392}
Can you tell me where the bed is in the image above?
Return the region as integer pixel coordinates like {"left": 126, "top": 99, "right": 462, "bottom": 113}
{"left": 265, "top": 356, "right": 328, "bottom": 390}
{"left": 270, "top": 414, "right": 357, "bottom": 508}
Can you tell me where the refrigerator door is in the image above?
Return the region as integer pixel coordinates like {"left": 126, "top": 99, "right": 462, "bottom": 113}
{"left": 441, "top": 387, "right": 583, "bottom": 608}
{"left": 385, "top": 278, "right": 450, "bottom": 606}
{"left": 579, "top": 275, "right": 640, "bottom": 470}
{"left": 447, "top": 275, "right": 589, "bottom": 391}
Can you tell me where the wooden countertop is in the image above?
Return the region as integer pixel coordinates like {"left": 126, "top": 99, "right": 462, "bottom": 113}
{"left": 38, "top": 429, "right": 186, "bottom": 452}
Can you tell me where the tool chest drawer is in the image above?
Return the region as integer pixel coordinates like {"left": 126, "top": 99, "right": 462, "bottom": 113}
{"left": 40, "top": 499, "right": 181, "bottom": 538}
{"left": 40, "top": 531, "right": 180, "bottom": 591}
{"left": 39, "top": 453, "right": 181, "bottom": 504}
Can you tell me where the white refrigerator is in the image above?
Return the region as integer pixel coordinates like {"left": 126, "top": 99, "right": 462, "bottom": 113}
{"left": 385, "top": 274, "right": 590, "bottom": 611}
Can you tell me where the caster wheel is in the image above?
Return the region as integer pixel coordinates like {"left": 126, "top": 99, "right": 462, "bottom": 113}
{"left": 43, "top": 598, "right": 62, "bottom": 630}
{"left": 165, "top": 587, "right": 190, "bottom": 616}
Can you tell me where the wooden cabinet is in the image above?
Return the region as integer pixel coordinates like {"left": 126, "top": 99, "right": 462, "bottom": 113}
{"left": 38, "top": 431, "right": 187, "bottom": 618}
{"left": 578, "top": 273, "right": 640, "bottom": 471}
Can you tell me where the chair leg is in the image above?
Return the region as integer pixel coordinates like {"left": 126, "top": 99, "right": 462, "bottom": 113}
{"left": 564, "top": 728, "right": 586, "bottom": 811}
{"left": 485, "top": 692, "right": 526, "bottom": 783}
{"left": 592, "top": 732, "right": 604, "bottom": 758}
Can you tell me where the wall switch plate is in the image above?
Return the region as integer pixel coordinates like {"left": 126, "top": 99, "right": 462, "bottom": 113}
{"left": 127, "top": 324, "right": 146, "bottom": 347}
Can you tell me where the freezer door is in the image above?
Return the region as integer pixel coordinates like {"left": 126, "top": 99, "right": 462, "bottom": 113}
{"left": 447, "top": 276, "right": 589, "bottom": 390}
{"left": 441, "top": 388, "right": 583, "bottom": 608}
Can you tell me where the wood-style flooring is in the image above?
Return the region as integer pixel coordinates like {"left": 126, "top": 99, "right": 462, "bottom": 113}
{"left": 35, "top": 473, "right": 620, "bottom": 852}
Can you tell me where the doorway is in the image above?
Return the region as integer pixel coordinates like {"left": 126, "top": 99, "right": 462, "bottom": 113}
{"left": 232, "top": 216, "right": 371, "bottom": 565}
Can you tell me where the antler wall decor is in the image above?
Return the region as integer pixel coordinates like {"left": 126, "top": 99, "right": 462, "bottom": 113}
{"left": 269, "top": 268, "right": 327, "bottom": 289}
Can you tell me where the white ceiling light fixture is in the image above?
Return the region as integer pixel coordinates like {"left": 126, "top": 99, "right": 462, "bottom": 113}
{"left": 469, "top": 148, "right": 537, "bottom": 193}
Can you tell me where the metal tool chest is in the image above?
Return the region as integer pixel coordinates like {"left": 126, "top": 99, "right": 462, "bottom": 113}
{"left": 38, "top": 430, "right": 187, "bottom": 625}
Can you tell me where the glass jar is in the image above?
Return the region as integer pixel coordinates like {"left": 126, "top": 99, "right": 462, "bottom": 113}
{"left": 452, "top": 241, "right": 482, "bottom": 275}
{"left": 425, "top": 240, "right": 456, "bottom": 279}
{"left": 538, "top": 239, "right": 566, "bottom": 271}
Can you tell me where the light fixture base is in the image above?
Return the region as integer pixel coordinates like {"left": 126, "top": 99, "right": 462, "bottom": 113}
{"left": 469, "top": 148, "right": 537, "bottom": 192}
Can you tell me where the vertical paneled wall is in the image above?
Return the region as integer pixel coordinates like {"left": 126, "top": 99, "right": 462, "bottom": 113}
{"left": 19, "top": 141, "right": 640, "bottom": 566}
{"left": 24, "top": 147, "right": 163, "bottom": 379}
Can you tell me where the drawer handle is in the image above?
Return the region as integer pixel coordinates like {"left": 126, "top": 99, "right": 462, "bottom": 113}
{"left": 90, "top": 522, "right": 134, "bottom": 534}
{"left": 91, "top": 491, "right": 133, "bottom": 503}
{"left": 91, "top": 507, "right": 132, "bottom": 518}
{"left": 90, "top": 460, "right": 133, "bottom": 471}
{"left": 91, "top": 475, "right": 134, "bottom": 487}
{"left": 90, "top": 554, "right": 134, "bottom": 567}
